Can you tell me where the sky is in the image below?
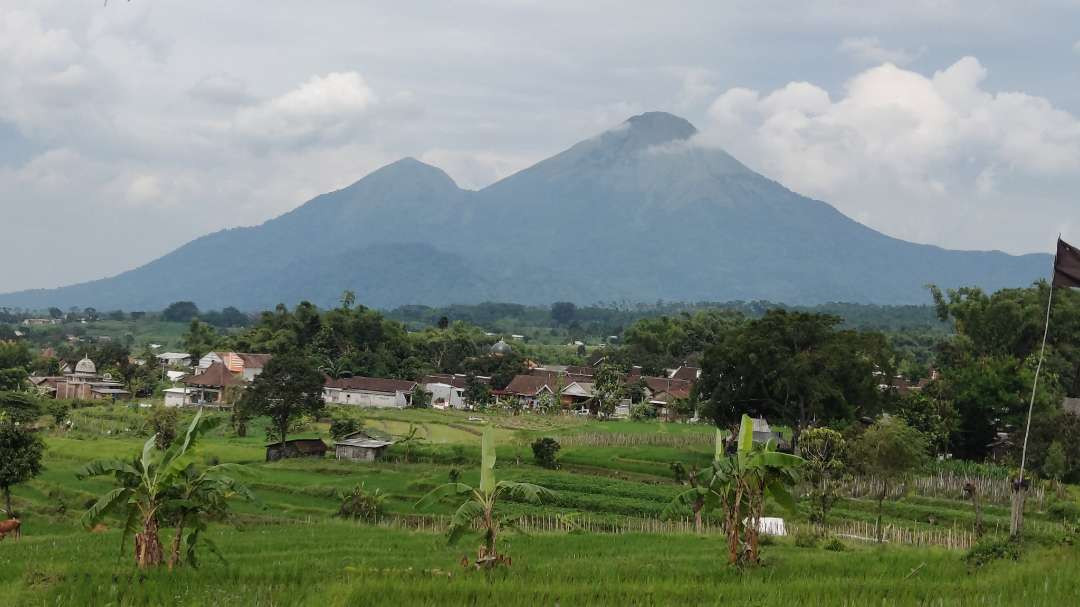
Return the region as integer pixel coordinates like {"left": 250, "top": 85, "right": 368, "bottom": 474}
{"left": 3, "top": 1, "right": 1080, "bottom": 292}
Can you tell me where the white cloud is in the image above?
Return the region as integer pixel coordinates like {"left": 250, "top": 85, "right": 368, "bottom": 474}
{"left": 838, "top": 36, "right": 919, "bottom": 65}
{"left": 233, "top": 72, "right": 377, "bottom": 145}
{"left": 699, "top": 57, "right": 1080, "bottom": 252}
{"left": 419, "top": 148, "right": 533, "bottom": 190}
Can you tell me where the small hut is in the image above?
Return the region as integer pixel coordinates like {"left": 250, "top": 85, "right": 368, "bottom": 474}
{"left": 334, "top": 430, "right": 395, "bottom": 462}
{"left": 265, "top": 438, "right": 328, "bottom": 462}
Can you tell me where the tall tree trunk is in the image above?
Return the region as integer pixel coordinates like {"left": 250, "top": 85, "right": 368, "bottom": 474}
{"left": 1010, "top": 480, "right": 1027, "bottom": 539}
{"left": 725, "top": 485, "right": 744, "bottom": 565}
{"left": 135, "top": 515, "right": 164, "bottom": 568}
{"left": 875, "top": 481, "right": 887, "bottom": 543}
{"left": 965, "top": 482, "right": 984, "bottom": 539}
{"left": 168, "top": 522, "right": 185, "bottom": 570}
{"left": 693, "top": 499, "right": 703, "bottom": 534}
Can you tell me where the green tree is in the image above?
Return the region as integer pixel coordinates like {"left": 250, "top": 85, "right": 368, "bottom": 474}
{"left": 416, "top": 429, "right": 554, "bottom": 567}
{"left": 162, "top": 301, "right": 200, "bottom": 323}
{"left": 849, "top": 417, "right": 929, "bottom": 542}
{"left": 551, "top": 302, "right": 577, "bottom": 325}
{"left": 237, "top": 352, "right": 325, "bottom": 450}
{"left": 798, "top": 427, "right": 846, "bottom": 529}
{"left": 463, "top": 375, "right": 492, "bottom": 409}
{"left": 698, "top": 310, "right": 891, "bottom": 448}
{"left": 592, "top": 363, "right": 624, "bottom": 417}
{"left": 0, "top": 412, "right": 45, "bottom": 518}
{"left": 147, "top": 406, "right": 179, "bottom": 450}
{"left": 1044, "top": 441, "right": 1067, "bottom": 484}
{"left": 410, "top": 385, "right": 432, "bottom": 409}
{"left": 181, "top": 320, "right": 218, "bottom": 366}
{"left": 531, "top": 437, "right": 561, "bottom": 469}
{"left": 0, "top": 340, "right": 32, "bottom": 371}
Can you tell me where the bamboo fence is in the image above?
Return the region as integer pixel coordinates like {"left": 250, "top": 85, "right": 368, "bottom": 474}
{"left": 349, "top": 512, "right": 994, "bottom": 550}
{"left": 555, "top": 432, "right": 714, "bottom": 448}
{"left": 839, "top": 472, "right": 1046, "bottom": 508}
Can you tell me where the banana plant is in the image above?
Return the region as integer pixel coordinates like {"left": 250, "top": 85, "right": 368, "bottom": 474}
{"left": 663, "top": 429, "right": 728, "bottom": 533}
{"left": 77, "top": 410, "right": 254, "bottom": 569}
{"left": 735, "top": 414, "right": 803, "bottom": 564}
{"left": 416, "top": 428, "right": 554, "bottom": 568}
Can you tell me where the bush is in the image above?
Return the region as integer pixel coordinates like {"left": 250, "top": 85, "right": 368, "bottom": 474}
{"left": 964, "top": 536, "right": 1021, "bottom": 568}
{"left": 336, "top": 485, "right": 387, "bottom": 523}
{"left": 329, "top": 417, "right": 362, "bottom": 440}
{"left": 532, "top": 437, "right": 561, "bottom": 469}
{"left": 793, "top": 531, "right": 820, "bottom": 549}
{"left": 146, "top": 406, "right": 178, "bottom": 450}
{"left": 1048, "top": 500, "right": 1080, "bottom": 522}
{"left": 448, "top": 468, "right": 461, "bottom": 483}
{"left": 823, "top": 538, "right": 846, "bottom": 552}
{"left": 630, "top": 403, "right": 657, "bottom": 421}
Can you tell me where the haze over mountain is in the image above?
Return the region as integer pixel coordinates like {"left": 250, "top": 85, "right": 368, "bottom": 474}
{"left": 0, "top": 112, "right": 1050, "bottom": 311}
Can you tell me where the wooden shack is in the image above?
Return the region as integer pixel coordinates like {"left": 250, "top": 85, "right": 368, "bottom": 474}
{"left": 334, "top": 430, "right": 395, "bottom": 462}
{"left": 265, "top": 438, "right": 328, "bottom": 462}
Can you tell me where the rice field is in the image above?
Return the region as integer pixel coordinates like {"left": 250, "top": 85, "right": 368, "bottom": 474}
{"left": 3, "top": 405, "right": 1079, "bottom": 605}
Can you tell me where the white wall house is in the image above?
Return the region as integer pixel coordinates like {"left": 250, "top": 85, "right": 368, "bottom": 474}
{"left": 163, "top": 387, "right": 197, "bottom": 407}
{"left": 198, "top": 352, "right": 271, "bottom": 381}
{"left": 323, "top": 377, "right": 417, "bottom": 409}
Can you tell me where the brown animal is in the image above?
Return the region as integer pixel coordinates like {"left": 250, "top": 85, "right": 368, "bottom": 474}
{"left": 90, "top": 523, "right": 109, "bottom": 533}
{"left": 0, "top": 518, "right": 21, "bottom": 541}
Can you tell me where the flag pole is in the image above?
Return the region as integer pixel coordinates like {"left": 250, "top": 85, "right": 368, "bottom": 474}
{"left": 1012, "top": 236, "right": 1059, "bottom": 538}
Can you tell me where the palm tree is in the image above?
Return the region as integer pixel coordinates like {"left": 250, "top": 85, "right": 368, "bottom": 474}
{"left": 416, "top": 428, "right": 554, "bottom": 568}
{"left": 78, "top": 410, "right": 253, "bottom": 569}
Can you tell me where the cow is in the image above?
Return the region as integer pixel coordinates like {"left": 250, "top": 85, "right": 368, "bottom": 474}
{"left": 0, "top": 518, "right": 21, "bottom": 541}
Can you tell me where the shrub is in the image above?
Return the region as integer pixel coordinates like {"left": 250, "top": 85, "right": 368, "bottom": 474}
{"left": 329, "top": 417, "right": 362, "bottom": 440}
{"left": 336, "top": 485, "right": 387, "bottom": 523}
{"left": 823, "top": 538, "right": 846, "bottom": 552}
{"left": 532, "top": 437, "right": 561, "bottom": 469}
{"left": 793, "top": 531, "right": 820, "bottom": 549}
{"left": 146, "top": 405, "right": 178, "bottom": 450}
{"left": 630, "top": 403, "right": 657, "bottom": 421}
{"left": 964, "top": 536, "right": 1021, "bottom": 568}
{"left": 448, "top": 468, "right": 461, "bottom": 483}
{"left": 45, "top": 401, "right": 70, "bottom": 426}
{"left": 670, "top": 461, "right": 687, "bottom": 484}
{"left": 1048, "top": 500, "right": 1080, "bottom": 522}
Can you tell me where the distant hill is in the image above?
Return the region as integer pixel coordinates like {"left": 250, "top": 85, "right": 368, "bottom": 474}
{"left": 0, "top": 112, "right": 1050, "bottom": 311}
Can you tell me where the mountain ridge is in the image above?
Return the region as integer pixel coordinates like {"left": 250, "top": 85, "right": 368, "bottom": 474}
{"left": 0, "top": 112, "right": 1051, "bottom": 310}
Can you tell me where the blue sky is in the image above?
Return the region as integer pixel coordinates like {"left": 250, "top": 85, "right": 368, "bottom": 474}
{"left": 2, "top": 1, "right": 1079, "bottom": 291}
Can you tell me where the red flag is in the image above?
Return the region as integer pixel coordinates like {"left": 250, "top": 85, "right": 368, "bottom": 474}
{"left": 1054, "top": 238, "right": 1080, "bottom": 288}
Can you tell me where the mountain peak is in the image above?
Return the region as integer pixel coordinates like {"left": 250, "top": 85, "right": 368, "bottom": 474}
{"left": 350, "top": 156, "right": 460, "bottom": 191}
{"left": 614, "top": 111, "right": 697, "bottom": 147}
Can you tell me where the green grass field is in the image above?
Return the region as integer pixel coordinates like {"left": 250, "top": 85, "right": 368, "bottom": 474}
{"left": 2, "top": 405, "right": 1077, "bottom": 605}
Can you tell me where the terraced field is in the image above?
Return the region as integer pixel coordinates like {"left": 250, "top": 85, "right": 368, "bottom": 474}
{"left": 2, "top": 405, "right": 1078, "bottom": 605}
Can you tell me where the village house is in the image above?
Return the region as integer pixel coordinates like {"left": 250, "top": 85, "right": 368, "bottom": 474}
{"left": 421, "top": 374, "right": 490, "bottom": 409}
{"left": 265, "top": 438, "right": 328, "bottom": 462}
{"left": 334, "top": 430, "right": 395, "bottom": 461}
{"left": 156, "top": 352, "right": 193, "bottom": 367}
{"left": 502, "top": 374, "right": 556, "bottom": 408}
{"left": 323, "top": 376, "right": 418, "bottom": 408}
{"left": 22, "top": 318, "right": 61, "bottom": 326}
{"left": 163, "top": 386, "right": 198, "bottom": 407}
{"left": 198, "top": 352, "right": 272, "bottom": 381}
{"left": 182, "top": 361, "right": 243, "bottom": 404}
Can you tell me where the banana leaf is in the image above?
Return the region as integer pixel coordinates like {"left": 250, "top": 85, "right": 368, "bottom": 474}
{"left": 480, "top": 428, "right": 496, "bottom": 495}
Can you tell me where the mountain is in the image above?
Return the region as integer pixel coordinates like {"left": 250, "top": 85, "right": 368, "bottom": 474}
{"left": 0, "top": 112, "right": 1050, "bottom": 311}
